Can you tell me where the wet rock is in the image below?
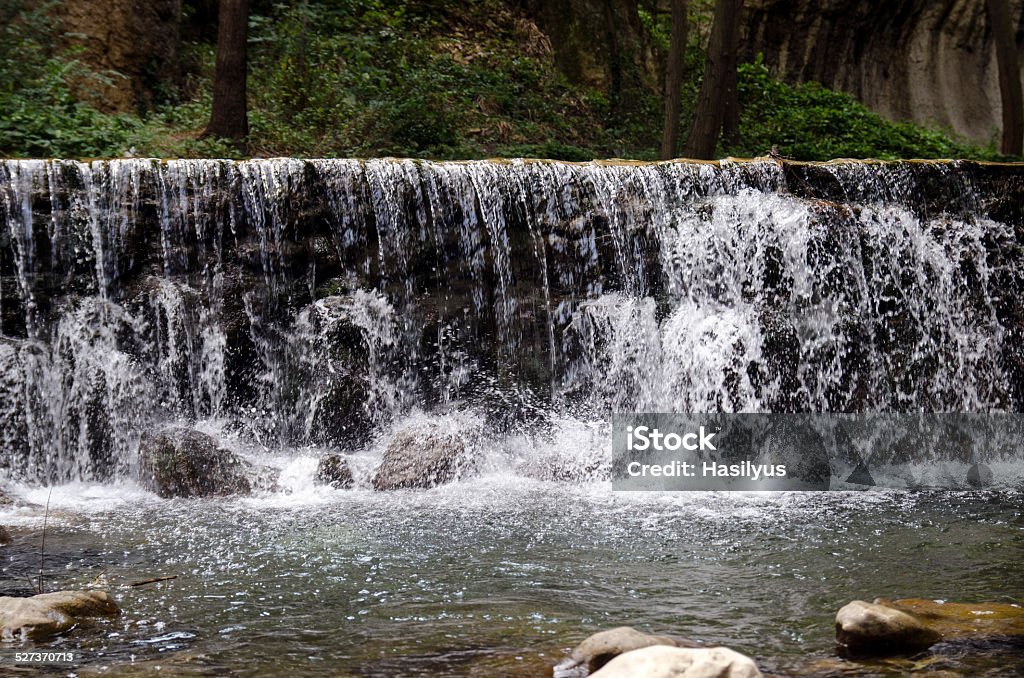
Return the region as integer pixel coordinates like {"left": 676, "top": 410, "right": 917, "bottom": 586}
{"left": 0, "top": 526, "right": 10, "bottom": 545}
{"left": 966, "top": 462, "right": 993, "bottom": 487}
{"left": 372, "top": 426, "right": 471, "bottom": 490}
{"left": 138, "top": 428, "right": 251, "bottom": 498}
{"left": 588, "top": 645, "right": 763, "bottom": 678}
{"left": 0, "top": 590, "right": 120, "bottom": 640}
{"left": 878, "top": 598, "right": 1024, "bottom": 640}
{"left": 315, "top": 454, "right": 354, "bottom": 489}
{"left": 835, "top": 600, "right": 942, "bottom": 654}
{"left": 845, "top": 460, "right": 875, "bottom": 486}
{"left": 554, "top": 626, "right": 703, "bottom": 676}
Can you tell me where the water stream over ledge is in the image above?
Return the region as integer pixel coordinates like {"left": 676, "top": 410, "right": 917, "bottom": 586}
{"left": 1, "top": 158, "right": 1023, "bottom": 675}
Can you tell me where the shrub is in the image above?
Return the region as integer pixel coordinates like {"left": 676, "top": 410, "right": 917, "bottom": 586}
{"left": 726, "top": 56, "right": 1003, "bottom": 161}
{"left": 0, "top": 1, "right": 139, "bottom": 158}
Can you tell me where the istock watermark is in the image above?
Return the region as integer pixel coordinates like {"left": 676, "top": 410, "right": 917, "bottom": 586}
{"left": 612, "top": 413, "right": 1024, "bottom": 491}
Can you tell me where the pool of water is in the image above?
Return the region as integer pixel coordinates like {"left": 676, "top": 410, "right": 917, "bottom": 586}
{"left": 1, "top": 476, "right": 1022, "bottom": 677}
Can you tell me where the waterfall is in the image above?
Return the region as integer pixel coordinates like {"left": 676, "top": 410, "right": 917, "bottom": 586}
{"left": 1, "top": 158, "right": 1022, "bottom": 482}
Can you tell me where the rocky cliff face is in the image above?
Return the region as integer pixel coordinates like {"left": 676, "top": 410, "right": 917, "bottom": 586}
{"left": 742, "top": 0, "right": 1024, "bottom": 145}
{"left": 55, "top": 0, "right": 181, "bottom": 113}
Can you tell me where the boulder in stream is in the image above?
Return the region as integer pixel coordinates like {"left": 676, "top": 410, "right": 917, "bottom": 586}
{"left": 554, "top": 626, "right": 704, "bottom": 676}
{"left": 372, "top": 425, "right": 472, "bottom": 490}
{"left": 315, "top": 454, "right": 354, "bottom": 489}
{"left": 837, "top": 597, "right": 1024, "bottom": 656}
{"left": 588, "top": 645, "right": 763, "bottom": 678}
{"left": 873, "top": 597, "right": 1024, "bottom": 639}
{"left": 138, "top": 428, "right": 252, "bottom": 498}
{"left": 835, "top": 599, "right": 943, "bottom": 654}
{"left": 0, "top": 590, "right": 120, "bottom": 640}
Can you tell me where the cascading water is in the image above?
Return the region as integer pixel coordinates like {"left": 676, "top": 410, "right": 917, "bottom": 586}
{"left": 1, "top": 158, "right": 1022, "bottom": 483}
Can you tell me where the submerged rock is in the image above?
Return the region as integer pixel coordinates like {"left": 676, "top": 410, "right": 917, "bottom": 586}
{"left": 588, "top": 646, "right": 763, "bottom": 678}
{"left": 138, "top": 428, "right": 251, "bottom": 498}
{"left": 835, "top": 600, "right": 942, "bottom": 654}
{"left": 372, "top": 426, "right": 472, "bottom": 490}
{"left": 876, "top": 598, "right": 1024, "bottom": 639}
{"left": 315, "top": 454, "right": 354, "bottom": 489}
{"left": 0, "top": 590, "right": 120, "bottom": 640}
{"left": 837, "top": 598, "right": 1024, "bottom": 656}
{"left": 554, "top": 626, "right": 703, "bottom": 676}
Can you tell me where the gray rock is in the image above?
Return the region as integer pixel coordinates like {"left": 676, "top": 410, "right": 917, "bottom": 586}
{"left": 315, "top": 454, "right": 354, "bottom": 489}
{"left": 372, "top": 426, "right": 471, "bottom": 490}
{"left": 554, "top": 626, "right": 703, "bottom": 676}
{"left": 966, "top": 462, "right": 993, "bottom": 487}
{"left": 0, "top": 590, "right": 120, "bottom": 640}
{"left": 835, "top": 600, "right": 942, "bottom": 654}
{"left": 138, "top": 428, "right": 251, "bottom": 498}
{"left": 589, "top": 646, "right": 763, "bottom": 678}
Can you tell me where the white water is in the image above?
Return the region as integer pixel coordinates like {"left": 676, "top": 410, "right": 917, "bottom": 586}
{"left": 0, "top": 159, "right": 1020, "bottom": 483}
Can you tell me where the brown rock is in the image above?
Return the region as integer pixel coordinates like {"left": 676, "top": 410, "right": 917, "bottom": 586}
{"left": 53, "top": 0, "right": 182, "bottom": 113}
{"left": 0, "top": 590, "right": 120, "bottom": 641}
{"left": 879, "top": 598, "right": 1024, "bottom": 640}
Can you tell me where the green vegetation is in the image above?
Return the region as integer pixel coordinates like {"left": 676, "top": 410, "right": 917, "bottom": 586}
{"left": 0, "top": 0, "right": 1009, "bottom": 161}
{"left": 0, "top": 1, "right": 141, "bottom": 157}
{"left": 726, "top": 57, "right": 999, "bottom": 161}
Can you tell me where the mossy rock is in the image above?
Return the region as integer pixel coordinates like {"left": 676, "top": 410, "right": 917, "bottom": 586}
{"left": 138, "top": 427, "right": 251, "bottom": 498}
{"left": 836, "top": 598, "right": 1024, "bottom": 656}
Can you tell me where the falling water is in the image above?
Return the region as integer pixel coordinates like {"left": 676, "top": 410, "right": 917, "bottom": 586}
{"left": 1, "top": 158, "right": 1022, "bottom": 482}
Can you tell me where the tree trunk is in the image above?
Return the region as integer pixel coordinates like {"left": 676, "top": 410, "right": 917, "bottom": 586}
{"left": 987, "top": 0, "right": 1023, "bottom": 155}
{"left": 683, "top": 0, "right": 742, "bottom": 159}
{"left": 660, "top": 0, "right": 689, "bottom": 160}
{"left": 721, "top": 23, "right": 740, "bottom": 148}
{"left": 205, "top": 0, "right": 250, "bottom": 140}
